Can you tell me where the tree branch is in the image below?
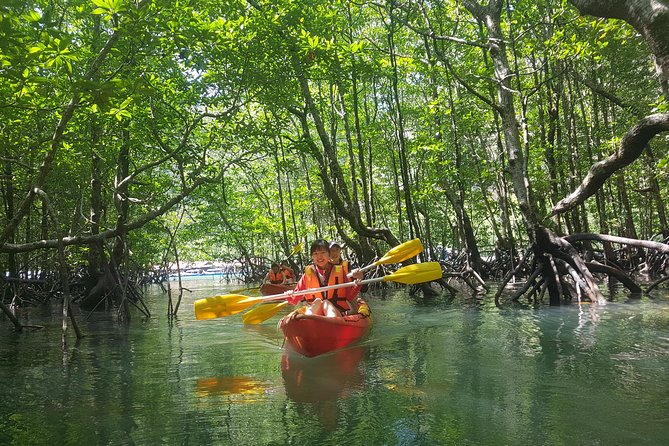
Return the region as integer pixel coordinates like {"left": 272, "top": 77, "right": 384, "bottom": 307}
{"left": 565, "top": 233, "right": 669, "bottom": 254}
{"left": 550, "top": 113, "right": 669, "bottom": 217}
{"left": 0, "top": 171, "right": 222, "bottom": 254}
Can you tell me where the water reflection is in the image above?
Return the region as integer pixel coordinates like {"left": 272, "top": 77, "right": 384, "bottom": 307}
{"left": 281, "top": 347, "right": 366, "bottom": 431}
{"left": 195, "top": 376, "right": 268, "bottom": 397}
{"left": 281, "top": 347, "right": 366, "bottom": 402}
{"left": 242, "top": 322, "right": 284, "bottom": 343}
{"left": 575, "top": 300, "right": 601, "bottom": 349}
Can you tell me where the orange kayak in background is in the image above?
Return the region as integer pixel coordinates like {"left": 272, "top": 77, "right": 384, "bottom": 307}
{"left": 279, "top": 305, "right": 372, "bottom": 357}
{"left": 259, "top": 282, "right": 296, "bottom": 296}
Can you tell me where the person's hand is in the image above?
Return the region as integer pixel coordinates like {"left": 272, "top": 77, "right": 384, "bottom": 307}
{"left": 350, "top": 268, "right": 363, "bottom": 281}
{"left": 284, "top": 290, "right": 300, "bottom": 305}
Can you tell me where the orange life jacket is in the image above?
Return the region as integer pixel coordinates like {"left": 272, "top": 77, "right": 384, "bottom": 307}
{"left": 332, "top": 259, "right": 349, "bottom": 276}
{"left": 282, "top": 267, "right": 294, "bottom": 280}
{"left": 268, "top": 269, "right": 284, "bottom": 284}
{"left": 302, "top": 264, "right": 351, "bottom": 312}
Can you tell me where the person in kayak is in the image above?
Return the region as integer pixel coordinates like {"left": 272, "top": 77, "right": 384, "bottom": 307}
{"left": 329, "top": 240, "right": 369, "bottom": 295}
{"left": 264, "top": 263, "right": 286, "bottom": 285}
{"left": 285, "top": 239, "right": 363, "bottom": 317}
{"left": 280, "top": 263, "right": 296, "bottom": 284}
{"left": 328, "top": 240, "right": 349, "bottom": 274}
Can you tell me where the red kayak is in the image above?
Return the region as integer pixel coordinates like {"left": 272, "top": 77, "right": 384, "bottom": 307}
{"left": 279, "top": 306, "right": 372, "bottom": 357}
{"left": 259, "top": 282, "right": 296, "bottom": 296}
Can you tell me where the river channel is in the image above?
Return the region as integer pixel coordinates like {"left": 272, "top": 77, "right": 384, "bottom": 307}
{"left": 2, "top": 277, "right": 668, "bottom": 445}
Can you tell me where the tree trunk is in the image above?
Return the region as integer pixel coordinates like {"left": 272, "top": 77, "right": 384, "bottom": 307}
{"left": 1, "top": 151, "right": 17, "bottom": 279}
{"left": 280, "top": 138, "right": 300, "bottom": 244}
{"left": 591, "top": 90, "right": 610, "bottom": 235}
{"left": 272, "top": 145, "right": 290, "bottom": 255}
{"left": 616, "top": 172, "right": 639, "bottom": 240}
{"left": 387, "top": 5, "right": 421, "bottom": 241}
{"left": 288, "top": 48, "right": 402, "bottom": 256}
{"left": 644, "top": 145, "right": 669, "bottom": 237}
{"left": 346, "top": 4, "right": 373, "bottom": 227}
{"left": 444, "top": 80, "right": 484, "bottom": 274}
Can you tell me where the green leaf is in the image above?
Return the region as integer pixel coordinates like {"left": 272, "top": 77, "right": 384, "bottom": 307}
{"left": 119, "top": 97, "right": 133, "bottom": 108}
{"left": 91, "top": 0, "right": 127, "bottom": 15}
{"left": 24, "top": 11, "right": 42, "bottom": 22}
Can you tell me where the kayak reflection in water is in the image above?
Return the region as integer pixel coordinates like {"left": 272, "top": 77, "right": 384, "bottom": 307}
{"left": 281, "top": 347, "right": 367, "bottom": 430}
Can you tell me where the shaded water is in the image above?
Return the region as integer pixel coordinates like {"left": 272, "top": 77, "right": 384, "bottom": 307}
{"left": 2, "top": 279, "right": 669, "bottom": 445}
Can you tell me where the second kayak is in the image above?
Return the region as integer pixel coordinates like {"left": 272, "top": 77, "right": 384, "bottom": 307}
{"left": 259, "top": 282, "right": 296, "bottom": 296}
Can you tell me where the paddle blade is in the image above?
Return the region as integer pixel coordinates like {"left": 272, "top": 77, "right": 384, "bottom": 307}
{"left": 242, "top": 301, "right": 289, "bottom": 325}
{"left": 384, "top": 262, "right": 442, "bottom": 284}
{"left": 376, "top": 239, "right": 424, "bottom": 265}
{"left": 194, "top": 294, "right": 259, "bottom": 320}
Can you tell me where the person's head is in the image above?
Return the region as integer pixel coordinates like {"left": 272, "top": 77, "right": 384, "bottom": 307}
{"left": 329, "top": 241, "right": 342, "bottom": 263}
{"left": 270, "top": 263, "right": 280, "bottom": 272}
{"left": 310, "top": 239, "right": 331, "bottom": 269}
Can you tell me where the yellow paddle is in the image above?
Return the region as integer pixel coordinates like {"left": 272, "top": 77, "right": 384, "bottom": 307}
{"left": 241, "top": 301, "right": 289, "bottom": 324}
{"left": 195, "top": 261, "right": 443, "bottom": 321}
{"left": 349, "top": 238, "right": 423, "bottom": 277}
{"left": 290, "top": 242, "right": 304, "bottom": 256}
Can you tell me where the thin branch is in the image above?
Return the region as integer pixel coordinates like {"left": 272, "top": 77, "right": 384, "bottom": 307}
{"left": 550, "top": 113, "right": 669, "bottom": 216}
{"left": 565, "top": 233, "right": 669, "bottom": 254}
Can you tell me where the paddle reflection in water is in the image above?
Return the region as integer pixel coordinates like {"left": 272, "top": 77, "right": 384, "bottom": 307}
{"left": 195, "top": 376, "right": 268, "bottom": 398}
{"left": 194, "top": 329, "right": 283, "bottom": 401}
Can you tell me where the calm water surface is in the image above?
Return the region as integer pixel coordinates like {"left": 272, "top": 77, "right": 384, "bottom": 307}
{"left": 1, "top": 278, "right": 669, "bottom": 445}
